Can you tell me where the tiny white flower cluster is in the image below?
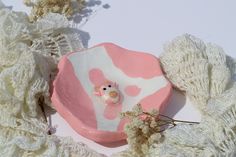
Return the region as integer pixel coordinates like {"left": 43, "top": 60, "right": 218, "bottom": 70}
{"left": 120, "top": 104, "right": 162, "bottom": 157}
{"left": 120, "top": 104, "right": 199, "bottom": 157}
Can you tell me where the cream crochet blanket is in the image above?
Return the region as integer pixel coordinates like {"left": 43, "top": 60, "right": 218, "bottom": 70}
{"left": 0, "top": 2, "right": 104, "bottom": 157}
{"left": 1, "top": 1, "right": 236, "bottom": 156}
{"left": 150, "top": 34, "right": 236, "bottom": 157}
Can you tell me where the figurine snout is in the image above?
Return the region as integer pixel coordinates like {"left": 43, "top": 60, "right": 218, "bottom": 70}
{"left": 109, "top": 91, "right": 118, "bottom": 98}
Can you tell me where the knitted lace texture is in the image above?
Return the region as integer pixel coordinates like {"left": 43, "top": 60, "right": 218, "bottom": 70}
{"left": 0, "top": 2, "right": 104, "bottom": 157}
{"left": 113, "top": 35, "right": 236, "bottom": 157}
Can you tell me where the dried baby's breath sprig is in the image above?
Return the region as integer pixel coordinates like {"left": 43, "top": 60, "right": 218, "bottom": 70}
{"left": 120, "top": 104, "right": 199, "bottom": 156}
{"left": 24, "top": 0, "right": 85, "bottom": 22}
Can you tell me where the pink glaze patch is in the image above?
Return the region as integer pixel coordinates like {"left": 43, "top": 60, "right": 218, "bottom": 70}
{"left": 104, "top": 103, "right": 122, "bottom": 120}
{"left": 89, "top": 68, "right": 107, "bottom": 87}
{"left": 124, "top": 85, "right": 141, "bottom": 96}
{"left": 103, "top": 43, "right": 162, "bottom": 79}
{"left": 54, "top": 57, "right": 97, "bottom": 128}
{"left": 117, "top": 118, "right": 129, "bottom": 132}
{"left": 140, "top": 83, "right": 172, "bottom": 113}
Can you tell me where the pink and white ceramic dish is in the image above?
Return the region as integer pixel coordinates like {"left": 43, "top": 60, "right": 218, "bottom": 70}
{"left": 51, "top": 43, "right": 172, "bottom": 143}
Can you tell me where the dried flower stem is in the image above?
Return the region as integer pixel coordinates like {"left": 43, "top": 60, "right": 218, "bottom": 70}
{"left": 159, "top": 114, "right": 200, "bottom": 124}
{"left": 38, "top": 96, "right": 51, "bottom": 135}
{"left": 142, "top": 111, "right": 199, "bottom": 128}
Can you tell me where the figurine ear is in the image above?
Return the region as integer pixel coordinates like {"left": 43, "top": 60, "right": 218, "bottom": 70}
{"left": 114, "top": 82, "right": 118, "bottom": 87}
{"left": 95, "top": 86, "right": 99, "bottom": 91}
{"left": 94, "top": 91, "right": 102, "bottom": 96}
{"left": 105, "top": 80, "right": 111, "bottom": 85}
{"left": 94, "top": 87, "right": 102, "bottom": 96}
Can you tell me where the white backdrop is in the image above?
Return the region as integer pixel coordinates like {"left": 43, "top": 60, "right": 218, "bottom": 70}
{"left": 3, "top": 0, "right": 236, "bottom": 156}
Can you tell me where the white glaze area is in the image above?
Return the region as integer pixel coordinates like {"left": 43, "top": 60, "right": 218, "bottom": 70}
{"left": 68, "top": 46, "right": 168, "bottom": 131}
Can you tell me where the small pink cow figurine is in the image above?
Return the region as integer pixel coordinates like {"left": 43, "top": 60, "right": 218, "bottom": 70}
{"left": 94, "top": 81, "right": 121, "bottom": 105}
